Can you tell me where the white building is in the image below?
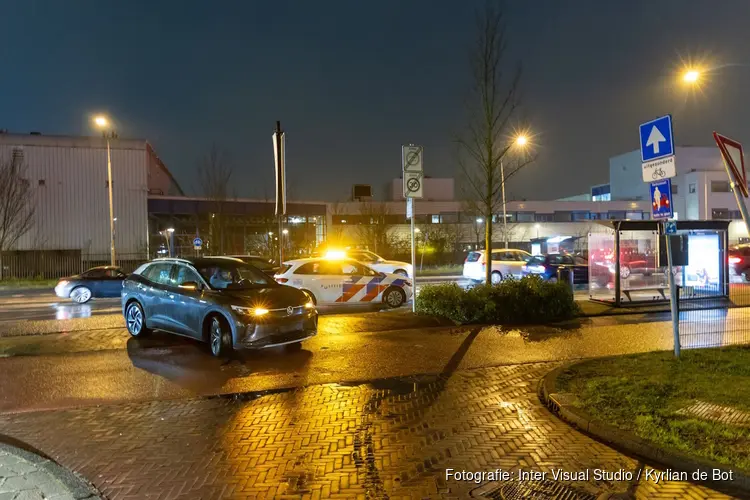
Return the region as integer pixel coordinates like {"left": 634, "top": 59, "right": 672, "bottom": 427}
{"left": 0, "top": 132, "right": 182, "bottom": 258}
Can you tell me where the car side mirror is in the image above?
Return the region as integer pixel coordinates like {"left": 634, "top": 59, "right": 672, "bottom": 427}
{"left": 179, "top": 281, "right": 201, "bottom": 291}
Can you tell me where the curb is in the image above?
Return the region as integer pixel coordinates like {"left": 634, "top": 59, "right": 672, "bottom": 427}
{"left": 0, "top": 436, "right": 103, "bottom": 499}
{"left": 538, "top": 365, "right": 750, "bottom": 497}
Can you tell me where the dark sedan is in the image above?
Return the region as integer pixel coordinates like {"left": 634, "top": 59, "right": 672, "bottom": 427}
{"left": 121, "top": 256, "right": 317, "bottom": 357}
{"left": 226, "top": 255, "right": 279, "bottom": 276}
{"left": 729, "top": 244, "right": 750, "bottom": 281}
{"left": 55, "top": 266, "right": 127, "bottom": 303}
{"left": 522, "top": 254, "right": 589, "bottom": 284}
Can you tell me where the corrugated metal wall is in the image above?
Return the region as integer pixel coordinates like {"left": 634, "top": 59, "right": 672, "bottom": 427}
{"left": 0, "top": 135, "right": 149, "bottom": 255}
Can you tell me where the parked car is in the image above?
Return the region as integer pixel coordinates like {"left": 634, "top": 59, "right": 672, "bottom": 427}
{"left": 55, "top": 266, "right": 127, "bottom": 303}
{"left": 275, "top": 257, "right": 412, "bottom": 308}
{"left": 462, "top": 249, "right": 532, "bottom": 284}
{"left": 312, "top": 249, "right": 413, "bottom": 277}
{"left": 522, "top": 254, "right": 589, "bottom": 284}
{"left": 121, "top": 257, "right": 317, "bottom": 357}
{"left": 226, "top": 255, "right": 279, "bottom": 276}
{"left": 729, "top": 244, "right": 750, "bottom": 281}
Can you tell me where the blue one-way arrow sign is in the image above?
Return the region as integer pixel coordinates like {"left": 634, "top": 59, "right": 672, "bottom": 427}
{"left": 640, "top": 115, "right": 674, "bottom": 162}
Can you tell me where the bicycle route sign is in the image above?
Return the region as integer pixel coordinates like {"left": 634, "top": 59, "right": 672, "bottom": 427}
{"left": 640, "top": 115, "right": 676, "bottom": 182}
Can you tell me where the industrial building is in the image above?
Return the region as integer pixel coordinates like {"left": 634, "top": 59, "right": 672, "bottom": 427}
{"left": 0, "top": 132, "right": 182, "bottom": 277}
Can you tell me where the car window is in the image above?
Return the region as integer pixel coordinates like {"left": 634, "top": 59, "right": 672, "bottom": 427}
{"left": 574, "top": 256, "right": 588, "bottom": 265}
{"left": 174, "top": 265, "right": 202, "bottom": 287}
{"left": 82, "top": 268, "right": 106, "bottom": 278}
{"left": 294, "top": 262, "right": 319, "bottom": 275}
{"left": 549, "top": 255, "right": 564, "bottom": 265}
{"left": 342, "top": 261, "right": 377, "bottom": 276}
{"left": 318, "top": 261, "right": 345, "bottom": 275}
{"left": 276, "top": 264, "right": 293, "bottom": 275}
{"left": 466, "top": 252, "right": 481, "bottom": 263}
{"left": 561, "top": 255, "right": 575, "bottom": 265}
{"left": 196, "top": 261, "right": 274, "bottom": 290}
{"left": 527, "top": 256, "right": 545, "bottom": 266}
{"left": 143, "top": 263, "right": 174, "bottom": 286}
{"left": 104, "top": 269, "right": 125, "bottom": 278}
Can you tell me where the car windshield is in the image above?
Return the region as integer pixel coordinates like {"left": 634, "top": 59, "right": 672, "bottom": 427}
{"left": 358, "top": 251, "right": 382, "bottom": 262}
{"left": 195, "top": 261, "right": 275, "bottom": 290}
{"left": 527, "top": 256, "right": 546, "bottom": 266}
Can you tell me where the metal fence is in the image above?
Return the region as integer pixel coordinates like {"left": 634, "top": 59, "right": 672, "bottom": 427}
{"left": 0, "top": 251, "right": 147, "bottom": 280}
{"left": 677, "top": 235, "right": 750, "bottom": 350}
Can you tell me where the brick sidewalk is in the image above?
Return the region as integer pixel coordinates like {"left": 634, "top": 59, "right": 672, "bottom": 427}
{"left": 0, "top": 363, "right": 733, "bottom": 499}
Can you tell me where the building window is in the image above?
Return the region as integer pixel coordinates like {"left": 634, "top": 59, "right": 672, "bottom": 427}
{"left": 712, "top": 208, "right": 730, "bottom": 219}
{"left": 731, "top": 210, "right": 742, "bottom": 220}
{"left": 38, "top": 179, "right": 45, "bottom": 186}
{"left": 431, "top": 215, "right": 441, "bottom": 223}
{"left": 671, "top": 184, "right": 678, "bottom": 195}
{"left": 535, "top": 213, "right": 554, "bottom": 222}
{"left": 516, "top": 212, "right": 534, "bottom": 222}
{"left": 711, "top": 181, "right": 730, "bottom": 193}
{"left": 689, "top": 183, "right": 696, "bottom": 193}
{"left": 626, "top": 211, "right": 644, "bottom": 220}
{"left": 592, "top": 193, "right": 611, "bottom": 201}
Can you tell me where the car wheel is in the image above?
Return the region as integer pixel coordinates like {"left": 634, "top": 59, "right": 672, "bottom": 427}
{"left": 208, "top": 316, "right": 232, "bottom": 357}
{"left": 490, "top": 271, "right": 503, "bottom": 285}
{"left": 383, "top": 286, "right": 406, "bottom": 308}
{"left": 620, "top": 265, "right": 631, "bottom": 279}
{"left": 125, "top": 301, "right": 150, "bottom": 337}
{"left": 70, "top": 286, "right": 92, "bottom": 304}
{"left": 394, "top": 269, "right": 408, "bottom": 277}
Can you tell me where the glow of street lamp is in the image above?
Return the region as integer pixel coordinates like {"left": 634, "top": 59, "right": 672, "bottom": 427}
{"left": 515, "top": 135, "right": 528, "bottom": 147}
{"left": 166, "top": 228, "right": 174, "bottom": 233}
{"left": 683, "top": 70, "right": 700, "bottom": 84}
{"left": 282, "top": 229, "right": 289, "bottom": 235}
{"left": 94, "top": 115, "right": 109, "bottom": 128}
{"left": 476, "top": 218, "right": 483, "bottom": 224}
{"left": 414, "top": 228, "right": 421, "bottom": 233}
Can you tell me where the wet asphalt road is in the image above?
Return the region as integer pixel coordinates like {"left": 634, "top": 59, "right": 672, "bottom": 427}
{"left": 2, "top": 305, "right": 749, "bottom": 414}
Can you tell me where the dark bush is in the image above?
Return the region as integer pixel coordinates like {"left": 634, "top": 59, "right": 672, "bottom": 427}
{"left": 415, "top": 276, "right": 579, "bottom": 325}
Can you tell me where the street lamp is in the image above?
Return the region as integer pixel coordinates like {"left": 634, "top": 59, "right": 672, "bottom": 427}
{"left": 683, "top": 69, "right": 700, "bottom": 84}
{"left": 499, "top": 134, "right": 531, "bottom": 249}
{"left": 282, "top": 229, "right": 289, "bottom": 235}
{"left": 94, "top": 114, "right": 116, "bottom": 266}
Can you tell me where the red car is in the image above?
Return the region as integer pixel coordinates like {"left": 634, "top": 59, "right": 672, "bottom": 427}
{"left": 729, "top": 244, "right": 750, "bottom": 281}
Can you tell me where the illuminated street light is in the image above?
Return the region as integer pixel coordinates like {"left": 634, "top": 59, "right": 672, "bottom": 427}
{"left": 414, "top": 228, "right": 421, "bottom": 233}
{"left": 268, "top": 232, "right": 273, "bottom": 236}
{"left": 683, "top": 69, "right": 700, "bottom": 84}
{"left": 93, "top": 114, "right": 116, "bottom": 266}
{"left": 499, "top": 131, "right": 533, "bottom": 249}
{"left": 476, "top": 218, "right": 483, "bottom": 224}
{"left": 167, "top": 228, "right": 175, "bottom": 233}
{"left": 282, "top": 229, "right": 289, "bottom": 235}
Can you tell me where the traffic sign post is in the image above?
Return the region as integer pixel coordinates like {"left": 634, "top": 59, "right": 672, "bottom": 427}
{"left": 193, "top": 237, "right": 203, "bottom": 252}
{"left": 714, "top": 132, "right": 750, "bottom": 238}
{"left": 402, "top": 145, "right": 423, "bottom": 312}
{"left": 640, "top": 115, "right": 676, "bottom": 182}
{"left": 640, "top": 116, "right": 679, "bottom": 356}
{"left": 650, "top": 178, "right": 673, "bottom": 219}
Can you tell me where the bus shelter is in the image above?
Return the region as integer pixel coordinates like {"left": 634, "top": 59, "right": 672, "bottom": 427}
{"left": 588, "top": 220, "right": 731, "bottom": 307}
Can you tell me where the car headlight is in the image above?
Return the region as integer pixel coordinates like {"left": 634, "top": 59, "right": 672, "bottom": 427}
{"left": 56, "top": 280, "right": 68, "bottom": 288}
{"left": 304, "top": 301, "right": 315, "bottom": 309}
{"left": 231, "top": 305, "right": 269, "bottom": 316}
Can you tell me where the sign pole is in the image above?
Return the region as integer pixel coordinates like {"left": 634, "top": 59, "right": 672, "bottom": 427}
{"left": 664, "top": 223, "right": 680, "bottom": 358}
{"left": 410, "top": 199, "right": 416, "bottom": 313}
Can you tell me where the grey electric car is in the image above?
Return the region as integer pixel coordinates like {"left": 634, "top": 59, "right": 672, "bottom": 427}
{"left": 121, "top": 257, "right": 317, "bottom": 357}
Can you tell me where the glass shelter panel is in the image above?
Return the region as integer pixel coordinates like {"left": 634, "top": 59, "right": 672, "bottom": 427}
{"left": 588, "top": 230, "right": 615, "bottom": 301}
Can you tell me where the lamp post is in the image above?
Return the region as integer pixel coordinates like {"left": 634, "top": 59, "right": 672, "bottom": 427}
{"left": 94, "top": 115, "right": 116, "bottom": 266}
{"left": 161, "top": 228, "right": 175, "bottom": 257}
{"left": 500, "top": 134, "right": 529, "bottom": 249}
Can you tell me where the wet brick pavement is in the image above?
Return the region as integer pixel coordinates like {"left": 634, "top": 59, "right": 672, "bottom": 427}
{"left": 0, "top": 362, "right": 734, "bottom": 499}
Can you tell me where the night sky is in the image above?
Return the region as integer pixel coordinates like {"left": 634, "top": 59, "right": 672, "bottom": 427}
{"left": 3, "top": 0, "right": 750, "bottom": 202}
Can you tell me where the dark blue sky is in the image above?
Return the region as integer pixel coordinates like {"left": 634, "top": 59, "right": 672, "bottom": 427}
{"left": 3, "top": 0, "right": 750, "bottom": 201}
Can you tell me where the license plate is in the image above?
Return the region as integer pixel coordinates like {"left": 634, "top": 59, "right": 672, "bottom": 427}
{"left": 279, "top": 323, "right": 299, "bottom": 334}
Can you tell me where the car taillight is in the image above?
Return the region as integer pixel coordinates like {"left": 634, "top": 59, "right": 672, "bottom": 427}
{"left": 729, "top": 256, "right": 742, "bottom": 264}
{"left": 276, "top": 278, "right": 288, "bottom": 283}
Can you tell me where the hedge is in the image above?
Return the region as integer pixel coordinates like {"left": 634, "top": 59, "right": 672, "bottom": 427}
{"left": 415, "top": 277, "right": 579, "bottom": 325}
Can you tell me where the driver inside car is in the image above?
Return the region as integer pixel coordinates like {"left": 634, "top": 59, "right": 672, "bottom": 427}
{"left": 209, "top": 268, "right": 234, "bottom": 289}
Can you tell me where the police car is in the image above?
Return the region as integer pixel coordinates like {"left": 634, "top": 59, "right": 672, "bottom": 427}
{"left": 316, "top": 249, "right": 413, "bottom": 277}
{"left": 275, "top": 257, "right": 413, "bottom": 308}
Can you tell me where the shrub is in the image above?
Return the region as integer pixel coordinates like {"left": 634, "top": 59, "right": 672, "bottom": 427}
{"left": 415, "top": 276, "right": 579, "bottom": 325}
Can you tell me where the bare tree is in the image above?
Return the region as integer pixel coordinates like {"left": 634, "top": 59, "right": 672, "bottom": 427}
{"left": 457, "top": 1, "right": 534, "bottom": 283}
{"left": 356, "top": 202, "right": 392, "bottom": 254}
{"left": 196, "top": 145, "right": 233, "bottom": 254}
{"left": 0, "top": 155, "right": 35, "bottom": 279}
